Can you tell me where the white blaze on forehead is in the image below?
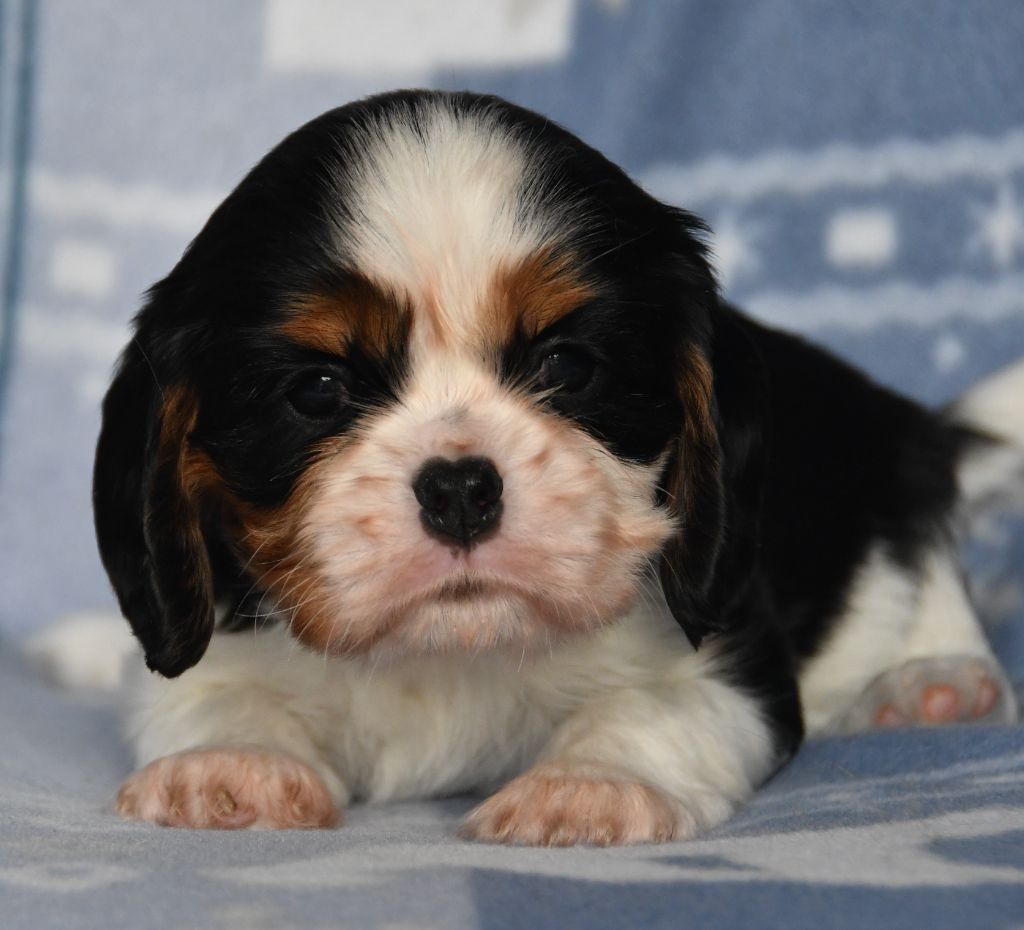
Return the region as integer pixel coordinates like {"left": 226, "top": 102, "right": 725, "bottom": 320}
{"left": 339, "top": 101, "right": 554, "bottom": 346}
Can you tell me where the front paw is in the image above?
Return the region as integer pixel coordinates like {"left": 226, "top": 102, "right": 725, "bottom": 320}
{"left": 459, "top": 762, "right": 693, "bottom": 846}
{"left": 116, "top": 748, "right": 340, "bottom": 829}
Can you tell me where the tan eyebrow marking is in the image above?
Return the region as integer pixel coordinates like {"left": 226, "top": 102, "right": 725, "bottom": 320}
{"left": 280, "top": 274, "right": 412, "bottom": 358}
{"left": 485, "top": 248, "right": 596, "bottom": 344}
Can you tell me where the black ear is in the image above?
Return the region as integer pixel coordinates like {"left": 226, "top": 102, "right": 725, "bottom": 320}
{"left": 659, "top": 306, "right": 768, "bottom": 648}
{"left": 93, "top": 341, "right": 215, "bottom": 677}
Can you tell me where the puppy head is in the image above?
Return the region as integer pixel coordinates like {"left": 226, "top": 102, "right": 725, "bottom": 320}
{"left": 94, "top": 91, "right": 751, "bottom": 677}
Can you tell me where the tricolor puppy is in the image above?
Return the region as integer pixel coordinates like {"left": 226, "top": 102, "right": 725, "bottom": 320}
{"left": 95, "top": 90, "right": 1024, "bottom": 844}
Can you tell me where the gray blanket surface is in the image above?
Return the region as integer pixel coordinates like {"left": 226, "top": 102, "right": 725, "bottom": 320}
{"left": 2, "top": 646, "right": 1023, "bottom": 930}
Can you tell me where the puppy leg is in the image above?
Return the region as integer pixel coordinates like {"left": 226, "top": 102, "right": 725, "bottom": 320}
{"left": 119, "top": 629, "right": 348, "bottom": 829}
{"left": 462, "top": 649, "right": 785, "bottom": 846}
{"left": 836, "top": 547, "right": 1017, "bottom": 733}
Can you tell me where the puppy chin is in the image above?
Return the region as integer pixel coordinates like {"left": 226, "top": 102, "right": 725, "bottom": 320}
{"left": 370, "top": 593, "right": 555, "bottom": 659}
{"left": 287, "top": 576, "right": 644, "bottom": 664}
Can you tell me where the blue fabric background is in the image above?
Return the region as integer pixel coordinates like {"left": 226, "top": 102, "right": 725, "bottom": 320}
{"left": 1, "top": 2, "right": 1022, "bottom": 927}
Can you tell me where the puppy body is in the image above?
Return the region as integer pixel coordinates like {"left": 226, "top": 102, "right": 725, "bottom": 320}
{"left": 95, "top": 91, "right": 1023, "bottom": 843}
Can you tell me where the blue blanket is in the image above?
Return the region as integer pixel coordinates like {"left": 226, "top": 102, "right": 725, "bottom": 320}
{"left": 1, "top": 2, "right": 1022, "bottom": 927}
{"left": 2, "top": 645, "right": 1022, "bottom": 930}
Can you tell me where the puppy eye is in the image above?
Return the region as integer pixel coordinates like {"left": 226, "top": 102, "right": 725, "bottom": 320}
{"left": 538, "top": 347, "right": 596, "bottom": 394}
{"left": 287, "top": 371, "right": 349, "bottom": 418}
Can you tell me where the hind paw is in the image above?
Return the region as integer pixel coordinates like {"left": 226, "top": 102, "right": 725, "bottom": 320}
{"left": 835, "top": 655, "right": 1017, "bottom": 733}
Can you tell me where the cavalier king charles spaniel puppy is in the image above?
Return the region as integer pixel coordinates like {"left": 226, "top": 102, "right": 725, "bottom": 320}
{"left": 92, "top": 90, "right": 1024, "bottom": 844}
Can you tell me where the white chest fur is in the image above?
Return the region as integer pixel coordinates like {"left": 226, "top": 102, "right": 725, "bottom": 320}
{"left": 124, "top": 586, "right": 773, "bottom": 815}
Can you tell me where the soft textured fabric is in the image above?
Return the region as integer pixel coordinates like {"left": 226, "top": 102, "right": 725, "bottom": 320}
{"left": 1, "top": 2, "right": 1022, "bottom": 927}
{"left": 2, "top": 646, "right": 1023, "bottom": 930}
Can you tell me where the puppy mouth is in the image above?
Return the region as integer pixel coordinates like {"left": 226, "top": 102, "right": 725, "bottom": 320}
{"left": 287, "top": 564, "right": 639, "bottom": 660}
{"left": 377, "top": 574, "right": 563, "bottom": 658}
{"left": 402, "top": 571, "right": 543, "bottom": 620}
{"left": 417, "top": 572, "right": 532, "bottom": 610}
{"left": 435, "top": 577, "right": 492, "bottom": 602}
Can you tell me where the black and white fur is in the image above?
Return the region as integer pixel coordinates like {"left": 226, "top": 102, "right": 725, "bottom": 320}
{"left": 61, "top": 91, "right": 1024, "bottom": 843}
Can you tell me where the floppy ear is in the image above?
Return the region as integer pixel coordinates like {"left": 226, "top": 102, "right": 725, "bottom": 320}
{"left": 659, "top": 307, "right": 768, "bottom": 648}
{"left": 93, "top": 341, "right": 215, "bottom": 677}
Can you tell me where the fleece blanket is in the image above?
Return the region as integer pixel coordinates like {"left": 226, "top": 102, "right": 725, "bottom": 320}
{"left": 2, "top": 641, "right": 1023, "bottom": 930}
{"left": 1, "top": 2, "right": 1023, "bottom": 927}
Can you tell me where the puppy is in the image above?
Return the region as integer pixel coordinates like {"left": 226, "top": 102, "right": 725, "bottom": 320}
{"left": 94, "top": 90, "right": 1024, "bottom": 844}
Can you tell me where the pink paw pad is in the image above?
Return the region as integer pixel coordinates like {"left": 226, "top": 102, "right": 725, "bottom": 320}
{"left": 920, "top": 684, "right": 960, "bottom": 723}
{"left": 838, "top": 655, "right": 1017, "bottom": 734}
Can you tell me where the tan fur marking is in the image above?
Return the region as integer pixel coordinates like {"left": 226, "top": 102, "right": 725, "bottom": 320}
{"left": 662, "top": 346, "right": 718, "bottom": 522}
{"left": 680, "top": 346, "right": 715, "bottom": 445}
{"left": 281, "top": 275, "right": 411, "bottom": 359}
{"left": 152, "top": 386, "right": 221, "bottom": 604}
{"left": 486, "top": 249, "right": 595, "bottom": 344}
{"left": 158, "top": 385, "right": 224, "bottom": 501}
{"left": 159, "top": 385, "right": 198, "bottom": 442}
{"left": 232, "top": 438, "right": 382, "bottom": 654}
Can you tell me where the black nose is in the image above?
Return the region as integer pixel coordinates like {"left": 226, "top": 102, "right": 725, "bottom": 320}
{"left": 412, "top": 456, "right": 503, "bottom": 547}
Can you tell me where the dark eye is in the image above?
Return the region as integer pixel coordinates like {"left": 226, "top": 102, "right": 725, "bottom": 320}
{"left": 287, "top": 371, "right": 349, "bottom": 418}
{"left": 537, "top": 347, "right": 596, "bottom": 394}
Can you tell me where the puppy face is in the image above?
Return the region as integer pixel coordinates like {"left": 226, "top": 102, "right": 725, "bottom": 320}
{"left": 94, "top": 92, "right": 733, "bottom": 676}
